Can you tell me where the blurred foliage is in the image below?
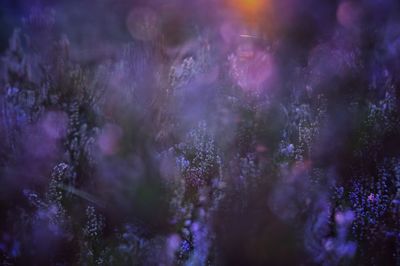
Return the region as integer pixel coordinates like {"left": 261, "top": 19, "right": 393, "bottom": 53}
{"left": 1, "top": 2, "right": 400, "bottom": 266}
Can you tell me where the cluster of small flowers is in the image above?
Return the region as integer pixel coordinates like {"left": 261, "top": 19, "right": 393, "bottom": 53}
{"left": 349, "top": 175, "right": 391, "bottom": 241}
{"left": 394, "top": 158, "right": 400, "bottom": 206}
{"left": 65, "top": 99, "right": 98, "bottom": 174}
{"left": 279, "top": 141, "right": 295, "bottom": 161}
{"left": 83, "top": 206, "right": 105, "bottom": 238}
{"left": 46, "top": 163, "right": 69, "bottom": 202}
{"left": 65, "top": 101, "right": 82, "bottom": 172}
{"left": 176, "top": 238, "right": 192, "bottom": 263}
{"left": 279, "top": 97, "right": 326, "bottom": 163}
{"left": 165, "top": 121, "right": 225, "bottom": 264}
{"left": 367, "top": 88, "right": 398, "bottom": 134}
{"left": 45, "top": 163, "right": 71, "bottom": 232}
{"left": 298, "top": 102, "right": 326, "bottom": 159}
{"left": 21, "top": 164, "right": 71, "bottom": 237}
{"left": 185, "top": 220, "right": 211, "bottom": 266}
{"left": 0, "top": 30, "right": 42, "bottom": 157}
{"left": 23, "top": 189, "right": 45, "bottom": 209}
{"left": 5, "top": 87, "right": 37, "bottom": 124}
{"left": 178, "top": 121, "right": 221, "bottom": 188}
{"left": 168, "top": 37, "right": 212, "bottom": 92}
{"left": 169, "top": 57, "right": 197, "bottom": 89}
{"left": 111, "top": 224, "right": 145, "bottom": 264}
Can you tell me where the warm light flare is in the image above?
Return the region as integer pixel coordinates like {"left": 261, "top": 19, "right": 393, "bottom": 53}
{"left": 228, "top": 0, "right": 270, "bottom": 20}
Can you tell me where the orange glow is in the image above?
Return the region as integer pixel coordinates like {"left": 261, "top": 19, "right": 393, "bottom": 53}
{"left": 228, "top": 0, "right": 269, "bottom": 20}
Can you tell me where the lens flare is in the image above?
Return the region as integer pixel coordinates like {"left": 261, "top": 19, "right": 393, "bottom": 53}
{"left": 228, "top": 0, "right": 270, "bottom": 22}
